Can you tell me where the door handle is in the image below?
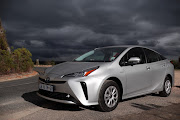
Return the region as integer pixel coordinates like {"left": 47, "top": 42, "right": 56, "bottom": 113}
{"left": 146, "top": 66, "right": 150, "bottom": 70}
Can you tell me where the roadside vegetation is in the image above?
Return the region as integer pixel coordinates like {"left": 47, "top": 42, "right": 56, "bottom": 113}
{"left": 171, "top": 59, "right": 180, "bottom": 69}
{"left": 0, "top": 19, "right": 34, "bottom": 75}
{"left": 34, "top": 60, "right": 66, "bottom": 66}
{"left": 34, "top": 60, "right": 56, "bottom": 66}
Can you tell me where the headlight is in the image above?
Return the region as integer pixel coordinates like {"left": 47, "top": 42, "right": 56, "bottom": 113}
{"left": 63, "top": 66, "right": 99, "bottom": 77}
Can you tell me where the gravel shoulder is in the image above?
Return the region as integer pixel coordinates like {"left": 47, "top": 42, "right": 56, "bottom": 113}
{"left": 0, "top": 71, "right": 38, "bottom": 82}
{"left": 113, "top": 103, "right": 180, "bottom": 120}
{"left": 174, "top": 70, "right": 180, "bottom": 86}
{"left": 0, "top": 66, "right": 51, "bottom": 82}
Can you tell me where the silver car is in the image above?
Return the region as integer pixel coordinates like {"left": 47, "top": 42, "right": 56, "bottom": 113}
{"left": 37, "top": 46, "right": 174, "bottom": 112}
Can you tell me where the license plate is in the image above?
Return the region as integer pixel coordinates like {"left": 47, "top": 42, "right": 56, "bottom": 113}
{"left": 39, "top": 83, "right": 54, "bottom": 92}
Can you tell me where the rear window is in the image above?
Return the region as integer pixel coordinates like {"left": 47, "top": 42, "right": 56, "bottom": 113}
{"left": 143, "top": 48, "right": 162, "bottom": 63}
{"left": 143, "top": 48, "right": 159, "bottom": 63}
{"left": 159, "top": 54, "right": 166, "bottom": 60}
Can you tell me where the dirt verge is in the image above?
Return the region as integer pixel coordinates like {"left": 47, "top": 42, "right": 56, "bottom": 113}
{"left": 0, "top": 71, "right": 39, "bottom": 82}
{"left": 174, "top": 70, "right": 180, "bottom": 86}
{"left": 34, "top": 65, "right": 52, "bottom": 67}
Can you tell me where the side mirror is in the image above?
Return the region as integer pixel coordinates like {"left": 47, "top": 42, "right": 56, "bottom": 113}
{"left": 128, "top": 57, "right": 141, "bottom": 65}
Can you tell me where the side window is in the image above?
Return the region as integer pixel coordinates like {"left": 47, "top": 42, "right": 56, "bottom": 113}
{"left": 120, "top": 47, "right": 146, "bottom": 66}
{"left": 143, "top": 48, "right": 159, "bottom": 63}
{"left": 119, "top": 54, "right": 128, "bottom": 66}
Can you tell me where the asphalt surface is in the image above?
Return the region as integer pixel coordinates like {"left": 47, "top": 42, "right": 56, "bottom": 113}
{"left": 0, "top": 68, "right": 180, "bottom": 120}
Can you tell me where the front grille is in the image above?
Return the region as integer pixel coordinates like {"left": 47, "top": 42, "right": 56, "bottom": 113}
{"left": 39, "top": 77, "right": 66, "bottom": 84}
{"left": 38, "top": 90, "right": 78, "bottom": 104}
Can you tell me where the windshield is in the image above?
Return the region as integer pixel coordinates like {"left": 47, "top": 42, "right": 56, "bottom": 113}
{"left": 74, "top": 47, "right": 127, "bottom": 62}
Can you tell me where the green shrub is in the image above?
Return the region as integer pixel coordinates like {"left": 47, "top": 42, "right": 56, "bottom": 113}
{"left": 12, "top": 48, "right": 34, "bottom": 72}
{"left": 0, "top": 37, "right": 8, "bottom": 50}
{"left": 45, "top": 60, "right": 55, "bottom": 65}
{"left": 171, "top": 60, "right": 180, "bottom": 69}
{"left": 0, "top": 48, "right": 34, "bottom": 75}
{"left": 0, "top": 50, "right": 13, "bottom": 75}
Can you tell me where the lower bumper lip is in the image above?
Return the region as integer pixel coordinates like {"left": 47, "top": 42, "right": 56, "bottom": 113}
{"left": 37, "top": 92, "right": 76, "bottom": 104}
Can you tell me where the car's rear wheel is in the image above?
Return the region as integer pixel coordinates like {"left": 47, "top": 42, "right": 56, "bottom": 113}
{"left": 159, "top": 76, "right": 172, "bottom": 97}
{"left": 97, "top": 80, "right": 120, "bottom": 112}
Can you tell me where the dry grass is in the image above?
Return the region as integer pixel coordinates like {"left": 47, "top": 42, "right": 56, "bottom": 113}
{"left": 174, "top": 70, "right": 180, "bottom": 86}
{"left": 34, "top": 65, "right": 52, "bottom": 67}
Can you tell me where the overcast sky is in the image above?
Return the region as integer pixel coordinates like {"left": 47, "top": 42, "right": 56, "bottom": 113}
{"left": 0, "top": 0, "right": 180, "bottom": 61}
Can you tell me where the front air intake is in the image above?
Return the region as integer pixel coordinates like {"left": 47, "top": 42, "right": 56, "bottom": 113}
{"left": 80, "top": 82, "right": 88, "bottom": 100}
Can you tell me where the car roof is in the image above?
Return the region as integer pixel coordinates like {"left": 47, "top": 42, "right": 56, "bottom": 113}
{"left": 96, "top": 45, "right": 164, "bottom": 56}
{"left": 96, "top": 45, "right": 143, "bottom": 49}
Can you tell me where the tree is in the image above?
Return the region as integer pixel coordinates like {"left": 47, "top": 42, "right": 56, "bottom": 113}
{"left": 0, "top": 19, "right": 11, "bottom": 52}
{"left": 0, "top": 50, "right": 13, "bottom": 74}
{"left": 12, "top": 48, "right": 34, "bottom": 72}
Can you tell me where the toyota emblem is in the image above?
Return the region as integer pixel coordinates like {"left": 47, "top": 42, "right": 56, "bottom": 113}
{"left": 45, "top": 77, "right": 50, "bottom": 83}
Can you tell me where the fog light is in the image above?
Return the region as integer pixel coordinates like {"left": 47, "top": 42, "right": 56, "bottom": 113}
{"left": 66, "top": 94, "right": 70, "bottom": 98}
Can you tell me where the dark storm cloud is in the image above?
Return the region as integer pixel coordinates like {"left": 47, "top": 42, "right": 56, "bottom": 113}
{"left": 0, "top": 0, "right": 180, "bottom": 60}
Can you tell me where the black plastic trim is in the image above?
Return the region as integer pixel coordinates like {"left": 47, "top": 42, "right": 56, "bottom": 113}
{"left": 38, "top": 89, "right": 79, "bottom": 104}
{"left": 80, "top": 82, "right": 88, "bottom": 100}
{"left": 39, "top": 77, "right": 66, "bottom": 84}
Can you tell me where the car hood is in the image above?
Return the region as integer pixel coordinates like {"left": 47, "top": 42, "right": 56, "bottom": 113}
{"left": 46, "top": 62, "right": 106, "bottom": 76}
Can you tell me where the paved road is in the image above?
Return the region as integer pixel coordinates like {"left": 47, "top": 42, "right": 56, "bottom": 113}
{"left": 0, "top": 68, "right": 180, "bottom": 120}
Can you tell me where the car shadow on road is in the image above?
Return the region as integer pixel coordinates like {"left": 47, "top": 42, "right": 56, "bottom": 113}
{"left": 121, "top": 94, "right": 151, "bottom": 102}
{"left": 21, "top": 91, "right": 85, "bottom": 111}
{"left": 175, "top": 86, "right": 180, "bottom": 88}
{"left": 122, "top": 94, "right": 163, "bottom": 110}
{"left": 131, "top": 103, "right": 162, "bottom": 110}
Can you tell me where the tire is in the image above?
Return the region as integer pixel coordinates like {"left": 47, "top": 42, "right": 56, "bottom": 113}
{"left": 159, "top": 76, "right": 172, "bottom": 97}
{"left": 97, "top": 80, "right": 121, "bottom": 112}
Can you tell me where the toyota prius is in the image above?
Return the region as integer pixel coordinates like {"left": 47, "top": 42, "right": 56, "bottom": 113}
{"left": 37, "top": 46, "right": 174, "bottom": 112}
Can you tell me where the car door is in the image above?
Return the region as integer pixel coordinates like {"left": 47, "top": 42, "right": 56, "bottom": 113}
{"left": 143, "top": 48, "right": 167, "bottom": 91}
{"left": 120, "top": 47, "right": 152, "bottom": 96}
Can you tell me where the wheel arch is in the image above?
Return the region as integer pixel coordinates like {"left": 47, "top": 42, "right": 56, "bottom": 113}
{"left": 166, "top": 74, "right": 173, "bottom": 86}
{"left": 106, "top": 77, "right": 123, "bottom": 100}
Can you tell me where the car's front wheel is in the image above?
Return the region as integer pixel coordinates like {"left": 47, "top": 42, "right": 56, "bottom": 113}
{"left": 98, "top": 80, "right": 120, "bottom": 112}
{"left": 159, "top": 76, "right": 172, "bottom": 97}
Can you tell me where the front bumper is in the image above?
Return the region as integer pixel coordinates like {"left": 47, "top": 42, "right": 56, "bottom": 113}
{"left": 37, "top": 75, "right": 104, "bottom": 106}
